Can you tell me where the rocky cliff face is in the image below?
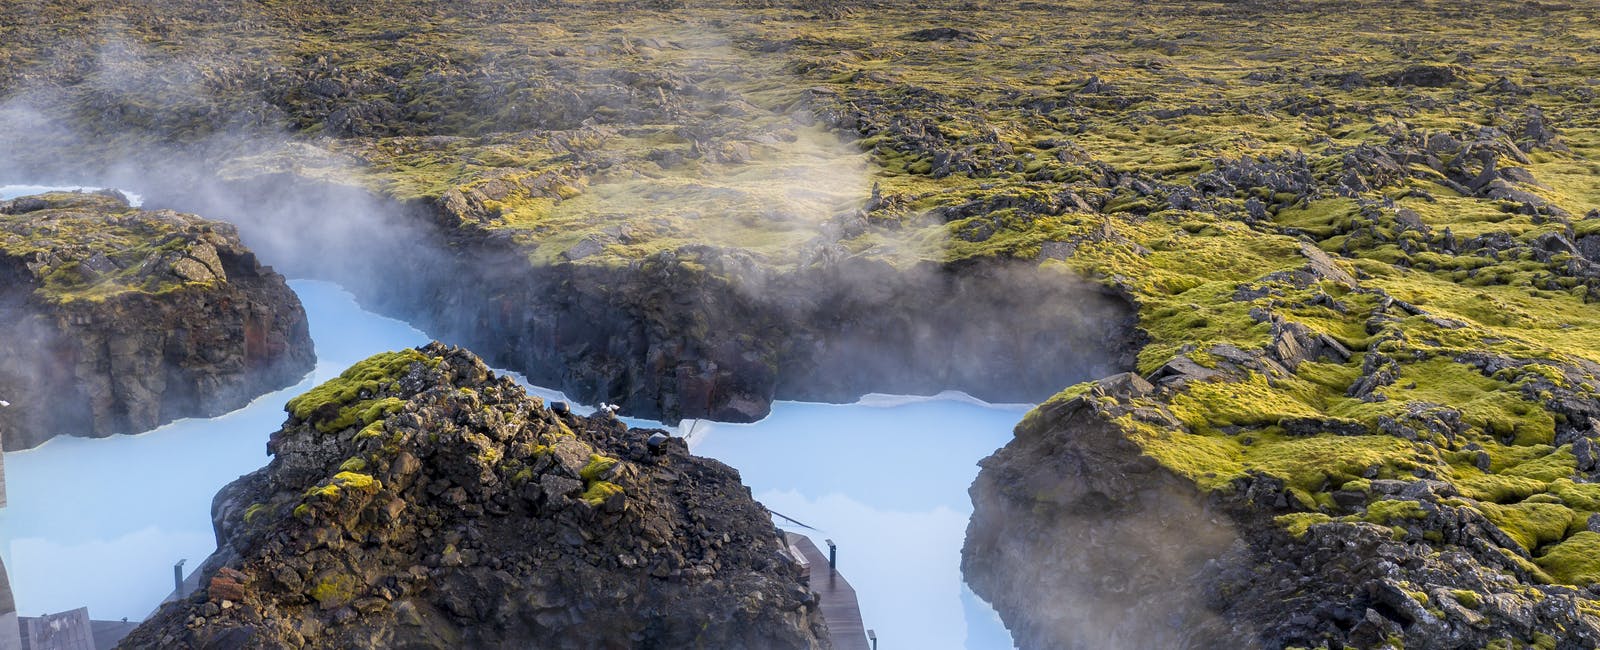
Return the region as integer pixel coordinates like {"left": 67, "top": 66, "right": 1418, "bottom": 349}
{"left": 967, "top": 326, "right": 1600, "bottom": 649}
{"left": 119, "top": 342, "right": 829, "bottom": 649}
{"left": 141, "top": 175, "right": 1139, "bottom": 426}
{"left": 963, "top": 374, "right": 1245, "bottom": 649}
{"left": 0, "top": 191, "right": 313, "bottom": 450}
{"left": 391, "top": 227, "right": 1138, "bottom": 425}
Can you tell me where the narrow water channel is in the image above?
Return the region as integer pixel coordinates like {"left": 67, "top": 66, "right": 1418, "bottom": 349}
{"left": 0, "top": 280, "right": 428, "bottom": 620}
{"left": 0, "top": 186, "right": 1020, "bottom": 648}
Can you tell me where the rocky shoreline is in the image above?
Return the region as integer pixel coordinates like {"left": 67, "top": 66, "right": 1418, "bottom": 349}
{"left": 0, "top": 191, "right": 314, "bottom": 450}
{"left": 967, "top": 364, "right": 1600, "bottom": 649}
{"left": 136, "top": 174, "right": 1139, "bottom": 426}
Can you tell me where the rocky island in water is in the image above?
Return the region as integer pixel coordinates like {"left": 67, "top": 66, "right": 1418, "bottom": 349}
{"left": 0, "top": 190, "right": 313, "bottom": 450}
{"left": 1, "top": 0, "right": 1599, "bottom": 648}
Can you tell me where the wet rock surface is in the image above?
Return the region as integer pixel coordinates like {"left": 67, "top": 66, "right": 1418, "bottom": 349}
{"left": 0, "top": 191, "right": 313, "bottom": 450}
{"left": 118, "top": 343, "right": 829, "bottom": 649}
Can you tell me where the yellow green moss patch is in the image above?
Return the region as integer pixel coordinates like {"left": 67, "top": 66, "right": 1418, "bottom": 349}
{"left": 579, "top": 454, "right": 619, "bottom": 482}
{"left": 309, "top": 573, "right": 360, "bottom": 609}
{"left": 1537, "top": 531, "right": 1600, "bottom": 585}
{"left": 581, "top": 480, "right": 623, "bottom": 507}
{"left": 286, "top": 349, "right": 437, "bottom": 433}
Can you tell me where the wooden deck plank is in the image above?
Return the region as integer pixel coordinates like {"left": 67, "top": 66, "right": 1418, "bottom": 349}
{"left": 786, "top": 532, "right": 871, "bottom": 650}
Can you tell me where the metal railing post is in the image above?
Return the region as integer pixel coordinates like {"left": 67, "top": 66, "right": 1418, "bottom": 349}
{"left": 173, "top": 559, "right": 186, "bottom": 597}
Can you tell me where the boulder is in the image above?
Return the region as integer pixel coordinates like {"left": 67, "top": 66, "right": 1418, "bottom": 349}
{"left": 0, "top": 192, "right": 314, "bottom": 450}
{"left": 119, "top": 343, "right": 830, "bottom": 649}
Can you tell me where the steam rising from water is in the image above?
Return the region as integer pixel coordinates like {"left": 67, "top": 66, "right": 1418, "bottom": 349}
{"left": 0, "top": 19, "right": 1138, "bottom": 647}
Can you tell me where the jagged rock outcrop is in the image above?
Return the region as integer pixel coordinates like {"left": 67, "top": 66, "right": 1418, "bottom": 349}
{"left": 962, "top": 374, "right": 1246, "bottom": 649}
{"left": 0, "top": 557, "right": 17, "bottom": 650}
{"left": 0, "top": 191, "right": 314, "bottom": 450}
{"left": 151, "top": 175, "right": 1141, "bottom": 427}
{"left": 967, "top": 323, "right": 1600, "bottom": 650}
{"left": 968, "top": 365, "right": 1600, "bottom": 649}
{"left": 395, "top": 239, "right": 1140, "bottom": 424}
{"left": 119, "top": 343, "right": 829, "bottom": 649}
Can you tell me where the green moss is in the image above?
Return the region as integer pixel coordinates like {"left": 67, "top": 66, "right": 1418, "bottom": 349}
{"left": 1477, "top": 501, "right": 1575, "bottom": 553}
{"left": 1550, "top": 479, "right": 1600, "bottom": 511}
{"left": 1450, "top": 589, "right": 1481, "bottom": 609}
{"left": 309, "top": 574, "right": 360, "bottom": 608}
{"left": 286, "top": 349, "right": 435, "bottom": 433}
{"left": 1276, "top": 512, "right": 1333, "bottom": 537}
{"left": 304, "top": 484, "right": 341, "bottom": 502}
{"left": 332, "top": 471, "right": 380, "bottom": 492}
{"left": 1535, "top": 531, "right": 1600, "bottom": 585}
{"left": 580, "top": 480, "right": 623, "bottom": 507}
{"left": 1167, "top": 372, "right": 1325, "bottom": 434}
{"left": 1363, "top": 499, "right": 1428, "bottom": 525}
{"left": 1130, "top": 408, "right": 1419, "bottom": 496}
{"left": 579, "top": 454, "right": 619, "bottom": 482}
{"left": 339, "top": 457, "right": 368, "bottom": 473}
{"left": 355, "top": 420, "right": 386, "bottom": 440}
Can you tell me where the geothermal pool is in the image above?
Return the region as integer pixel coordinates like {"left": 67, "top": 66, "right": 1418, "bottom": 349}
{"left": 0, "top": 184, "right": 144, "bottom": 207}
{"left": 0, "top": 281, "right": 428, "bottom": 620}
{"left": 0, "top": 187, "right": 1020, "bottom": 648}
{"left": 689, "top": 399, "right": 1022, "bottom": 650}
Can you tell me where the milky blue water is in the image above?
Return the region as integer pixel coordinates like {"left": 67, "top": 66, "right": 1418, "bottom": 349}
{"left": 0, "top": 281, "right": 428, "bottom": 620}
{"left": 0, "top": 185, "right": 1021, "bottom": 648}
{"left": 0, "top": 185, "right": 144, "bottom": 207}
{"left": 688, "top": 396, "right": 1023, "bottom": 650}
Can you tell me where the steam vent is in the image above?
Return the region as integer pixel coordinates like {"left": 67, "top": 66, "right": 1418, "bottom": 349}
{"left": 1, "top": 0, "right": 1600, "bottom": 649}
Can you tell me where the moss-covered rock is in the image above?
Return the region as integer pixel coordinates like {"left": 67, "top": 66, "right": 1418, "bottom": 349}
{"left": 0, "top": 191, "right": 315, "bottom": 449}
{"left": 120, "top": 343, "right": 828, "bottom": 648}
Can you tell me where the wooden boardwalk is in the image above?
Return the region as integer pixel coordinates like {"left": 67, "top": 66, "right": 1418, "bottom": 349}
{"left": 785, "top": 532, "right": 870, "bottom": 650}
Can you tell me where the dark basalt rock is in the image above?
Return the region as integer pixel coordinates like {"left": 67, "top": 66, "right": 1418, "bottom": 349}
{"left": 1382, "top": 64, "right": 1468, "bottom": 88}
{"left": 901, "top": 27, "right": 981, "bottom": 42}
{"left": 119, "top": 343, "right": 830, "bottom": 650}
{"left": 962, "top": 391, "right": 1246, "bottom": 649}
{"left": 966, "top": 373, "right": 1600, "bottom": 650}
{"left": 0, "top": 191, "right": 313, "bottom": 450}
{"left": 141, "top": 175, "right": 1141, "bottom": 429}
